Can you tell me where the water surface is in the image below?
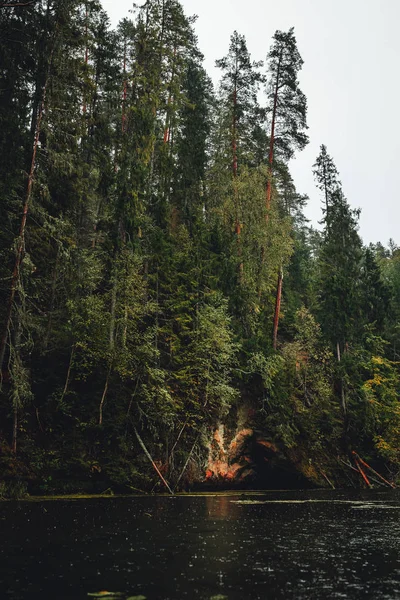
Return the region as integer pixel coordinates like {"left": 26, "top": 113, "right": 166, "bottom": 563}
{"left": 1, "top": 489, "right": 400, "bottom": 599}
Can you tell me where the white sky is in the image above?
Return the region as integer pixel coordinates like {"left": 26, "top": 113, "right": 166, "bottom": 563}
{"left": 101, "top": 0, "right": 400, "bottom": 246}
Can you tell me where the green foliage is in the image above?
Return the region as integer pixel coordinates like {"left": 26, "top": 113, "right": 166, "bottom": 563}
{"left": 0, "top": 1, "right": 399, "bottom": 492}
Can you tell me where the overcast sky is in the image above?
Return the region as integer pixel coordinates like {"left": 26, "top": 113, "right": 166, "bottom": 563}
{"left": 101, "top": 0, "right": 400, "bottom": 246}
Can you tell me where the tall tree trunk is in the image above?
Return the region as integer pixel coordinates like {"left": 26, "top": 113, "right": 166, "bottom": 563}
{"left": 173, "top": 433, "right": 200, "bottom": 492}
{"left": 99, "top": 362, "right": 111, "bottom": 426}
{"left": 99, "top": 270, "right": 118, "bottom": 425}
{"left": 11, "top": 318, "right": 23, "bottom": 454}
{"left": 266, "top": 49, "right": 282, "bottom": 217}
{"left": 82, "top": 2, "right": 89, "bottom": 116}
{"left": 109, "top": 279, "right": 117, "bottom": 348}
{"left": 44, "top": 246, "right": 60, "bottom": 351}
{"left": 232, "top": 82, "right": 243, "bottom": 280}
{"left": 163, "top": 41, "right": 177, "bottom": 215}
{"left": 122, "top": 37, "right": 127, "bottom": 133}
{"left": 268, "top": 50, "right": 284, "bottom": 348}
{"left": 0, "top": 78, "right": 49, "bottom": 371}
{"left": 12, "top": 404, "right": 18, "bottom": 454}
{"left": 272, "top": 267, "right": 283, "bottom": 350}
{"left": 133, "top": 425, "right": 173, "bottom": 494}
{"left": 323, "top": 159, "right": 329, "bottom": 218}
{"left": 336, "top": 341, "right": 347, "bottom": 416}
{"left": 0, "top": 19, "right": 58, "bottom": 370}
{"left": 60, "top": 345, "right": 75, "bottom": 405}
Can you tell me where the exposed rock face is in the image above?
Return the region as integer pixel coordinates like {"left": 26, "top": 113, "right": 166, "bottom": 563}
{"left": 204, "top": 404, "right": 280, "bottom": 486}
{"left": 205, "top": 424, "right": 255, "bottom": 483}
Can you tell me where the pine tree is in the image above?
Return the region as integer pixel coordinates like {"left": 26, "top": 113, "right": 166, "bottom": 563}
{"left": 265, "top": 27, "right": 308, "bottom": 349}
{"left": 265, "top": 27, "right": 308, "bottom": 212}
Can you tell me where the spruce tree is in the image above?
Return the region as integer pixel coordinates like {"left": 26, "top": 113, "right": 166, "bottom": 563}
{"left": 313, "top": 144, "right": 340, "bottom": 223}
{"left": 216, "top": 31, "right": 264, "bottom": 276}
{"left": 316, "top": 164, "right": 363, "bottom": 416}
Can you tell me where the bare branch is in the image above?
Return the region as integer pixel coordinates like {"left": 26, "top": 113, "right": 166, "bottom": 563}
{"left": 1, "top": 0, "right": 38, "bottom": 7}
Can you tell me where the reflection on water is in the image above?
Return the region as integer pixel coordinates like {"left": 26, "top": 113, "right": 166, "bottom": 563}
{"left": 1, "top": 490, "right": 400, "bottom": 599}
{"left": 206, "top": 494, "right": 241, "bottom": 520}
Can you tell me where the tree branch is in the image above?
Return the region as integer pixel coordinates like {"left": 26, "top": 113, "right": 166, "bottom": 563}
{"left": 1, "top": 0, "right": 38, "bottom": 7}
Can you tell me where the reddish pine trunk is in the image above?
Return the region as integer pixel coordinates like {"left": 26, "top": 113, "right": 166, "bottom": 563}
{"left": 269, "top": 51, "right": 283, "bottom": 348}
{"left": 272, "top": 268, "right": 283, "bottom": 350}
{"left": 354, "top": 457, "right": 372, "bottom": 488}
{"left": 0, "top": 17, "right": 59, "bottom": 370}
{"left": 0, "top": 86, "right": 48, "bottom": 370}
{"left": 352, "top": 451, "right": 395, "bottom": 488}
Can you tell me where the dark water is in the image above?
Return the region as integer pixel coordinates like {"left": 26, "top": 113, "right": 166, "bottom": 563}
{"left": 1, "top": 490, "right": 400, "bottom": 599}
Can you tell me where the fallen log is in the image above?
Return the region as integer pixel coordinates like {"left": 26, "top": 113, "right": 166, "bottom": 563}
{"left": 320, "top": 470, "right": 335, "bottom": 489}
{"left": 337, "top": 458, "right": 384, "bottom": 487}
{"left": 352, "top": 451, "right": 396, "bottom": 489}
{"left": 354, "top": 456, "right": 372, "bottom": 488}
{"left": 133, "top": 426, "right": 173, "bottom": 495}
{"left": 173, "top": 433, "right": 200, "bottom": 492}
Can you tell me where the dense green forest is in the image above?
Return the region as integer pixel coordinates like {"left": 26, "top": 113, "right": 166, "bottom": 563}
{"left": 1, "top": 0, "right": 399, "bottom": 496}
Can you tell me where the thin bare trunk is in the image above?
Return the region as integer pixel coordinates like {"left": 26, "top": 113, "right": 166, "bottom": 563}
{"left": 109, "top": 279, "right": 117, "bottom": 348}
{"left": 266, "top": 50, "right": 282, "bottom": 217}
{"left": 341, "top": 458, "right": 386, "bottom": 488}
{"left": 122, "top": 38, "right": 127, "bottom": 133}
{"left": 91, "top": 199, "right": 102, "bottom": 249}
{"left": 155, "top": 265, "right": 159, "bottom": 362}
{"left": 260, "top": 53, "right": 283, "bottom": 307}
{"left": 272, "top": 268, "right": 283, "bottom": 350}
{"left": 44, "top": 247, "right": 59, "bottom": 350}
{"left": 169, "top": 421, "right": 188, "bottom": 462}
{"left": 352, "top": 451, "right": 395, "bottom": 488}
{"left": 173, "top": 434, "right": 200, "bottom": 492}
{"left": 232, "top": 83, "right": 243, "bottom": 280}
{"left": 126, "top": 378, "right": 141, "bottom": 420}
{"left": 354, "top": 456, "right": 372, "bottom": 488}
{"left": 0, "top": 29, "right": 57, "bottom": 371}
{"left": 60, "top": 345, "right": 75, "bottom": 405}
{"left": 336, "top": 341, "right": 347, "bottom": 415}
{"left": 35, "top": 406, "right": 44, "bottom": 432}
{"left": 133, "top": 425, "right": 173, "bottom": 494}
{"left": 99, "top": 275, "right": 118, "bottom": 425}
{"left": 12, "top": 405, "right": 18, "bottom": 454}
{"left": 82, "top": 3, "right": 89, "bottom": 116}
{"left": 99, "top": 362, "right": 111, "bottom": 425}
{"left": 323, "top": 159, "right": 329, "bottom": 218}
{"left": 320, "top": 470, "right": 335, "bottom": 489}
{"left": 122, "top": 305, "right": 128, "bottom": 348}
{"left": 11, "top": 318, "right": 23, "bottom": 454}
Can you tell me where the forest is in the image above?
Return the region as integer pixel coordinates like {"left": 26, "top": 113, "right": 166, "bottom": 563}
{"left": 1, "top": 0, "right": 400, "bottom": 497}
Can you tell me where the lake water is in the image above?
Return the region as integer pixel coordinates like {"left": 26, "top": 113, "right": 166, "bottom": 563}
{"left": 1, "top": 490, "right": 400, "bottom": 599}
